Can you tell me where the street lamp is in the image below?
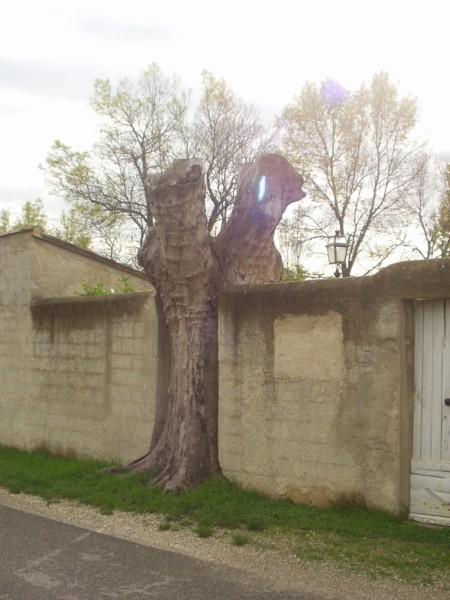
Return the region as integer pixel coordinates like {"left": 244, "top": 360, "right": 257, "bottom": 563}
{"left": 326, "top": 230, "right": 348, "bottom": 278}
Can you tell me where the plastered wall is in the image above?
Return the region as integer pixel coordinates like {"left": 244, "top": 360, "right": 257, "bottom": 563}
{"left": 0, "top": 229, "right": 157, "bottom": 463}
{"left": 28, "top": 294, "right": 156, "bottom": 462}
{"left": 4, "top": 228, "right": 450, "bottom": 515}
{"left": 219, "top": 259, "right": 450, "bottom": 515}
{"left": 0, "top": 233, "right": 34, "bottom": 442}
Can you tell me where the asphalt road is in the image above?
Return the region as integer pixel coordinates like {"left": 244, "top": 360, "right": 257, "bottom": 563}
{"left": 0, "top": 505, "right": 317, "bottom": 599}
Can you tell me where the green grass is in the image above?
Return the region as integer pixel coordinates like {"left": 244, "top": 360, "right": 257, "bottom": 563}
{"left": 246, "top": 518, "right": 265, "bottom": 531}
{"left": 0, "top": 445, "right": 449, "bottom": 586}
{"left": 194, "top": 524, "right": 213, "bottom": 538}
{"left": 231, "top": 532, "right": 250, "bottom": 546}
{"left": 293, "top": 530, "right": 450, "bottom": 583}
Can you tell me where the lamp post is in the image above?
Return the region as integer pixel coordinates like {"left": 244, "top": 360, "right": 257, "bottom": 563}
{"left": 326, "top": 230, "right": 349, "bottom": 278}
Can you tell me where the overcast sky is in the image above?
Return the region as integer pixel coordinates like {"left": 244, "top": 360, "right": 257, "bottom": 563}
{"left": 1, "top": 0, "right": 449, "bottom": 220}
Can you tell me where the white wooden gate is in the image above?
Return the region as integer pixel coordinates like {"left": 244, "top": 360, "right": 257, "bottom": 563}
{"left": 410, "top": 299, "right": 450, "bottom": 524}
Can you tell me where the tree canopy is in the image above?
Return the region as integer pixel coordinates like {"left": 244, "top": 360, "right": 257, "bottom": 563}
{"left": 435, "top": 163, "right": 450, "bottom": 257}
{"left": 0, "top": 199, "right": 131, "bottom": 263}
{"left": 400, "top": 155, "right": 450, "bottom": 260}
{"left": 0, "top": 199, "right": 47, "bottom": 234}
{"left": 45, "top": 65, "right": 272, "bottom": 258}
{"left": 42, "top": 67, "right": 446, "bottom": 277}
{"left": 279, "top": 73, "right": 423, "bottom": 276}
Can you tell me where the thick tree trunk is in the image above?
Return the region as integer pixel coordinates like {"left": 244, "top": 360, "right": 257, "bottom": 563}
{"left": 216, "top": 154, "right": 306, "bottom": 285}
{"left": 129, "top": 155, "right": 304, "bottom": 491}
{"left": 131, "top": 160, "right": 220, "bottom": 490}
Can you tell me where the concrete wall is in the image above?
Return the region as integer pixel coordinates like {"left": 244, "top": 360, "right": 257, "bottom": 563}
{"left": 30, "top": 228, "right": 150, "bottom": 298}
{"left": 28, "top": 294, "right": 156, "bottom": 462}
{"left": 219, "top": 259, "right": 450, "bottom": 515}
{"left": 0, "top": 229, "right": 157, "bottom": 463}
{"left": 0, "top": 233, "right": 35, "bottom": 446}
{"left": 4, "top": 227, "right": 450, "bottom": 514}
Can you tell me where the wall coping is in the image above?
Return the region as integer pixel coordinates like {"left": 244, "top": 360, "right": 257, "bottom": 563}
{"left": 221, "top": 257, "right": 450, "bottom": 302}
{"left": 31, "top": 291, "right": 153, "bottom": 308}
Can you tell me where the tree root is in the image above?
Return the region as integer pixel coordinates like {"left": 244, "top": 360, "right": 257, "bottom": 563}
{"left": 112, "top": 446, "right": 211, "bottom": 493}
{"left": 124, "top": 451, "right": 156, "bottom": 474}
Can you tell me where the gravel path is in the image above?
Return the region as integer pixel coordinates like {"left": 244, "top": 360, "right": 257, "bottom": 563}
{"left": 0, "top": 487, "right": 448, "bottom": 600}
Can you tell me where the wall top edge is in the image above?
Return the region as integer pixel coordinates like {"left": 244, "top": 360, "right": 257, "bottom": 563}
{"left": 31, "top": 291, "right": 153, "bottom": 308}
{"left": 0, "top": 227, "right": 149, "bottom": 281}
{"left": 221, "top": 257, "right": 450, "bottom": 301}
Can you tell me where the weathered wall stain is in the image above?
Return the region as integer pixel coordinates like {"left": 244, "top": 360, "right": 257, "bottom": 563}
{"left": 0, "top": 229, "right": 157, "bottom": 464}
{"left": 219, "top": 259, "right": 450, "bottom": 515}
{"left": 3, "top": 230, "right": 450, "bottom": 514}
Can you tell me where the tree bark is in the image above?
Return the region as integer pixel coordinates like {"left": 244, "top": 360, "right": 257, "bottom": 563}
{"left": 130, "top": 154, "right": 304, "bottom": 491}
{"left": 216, "top": 154, "right": 306, "bottom": 285}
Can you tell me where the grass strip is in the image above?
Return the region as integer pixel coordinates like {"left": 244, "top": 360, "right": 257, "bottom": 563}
{"left": 0, "top": 445, "right": 449, "bottom": 585}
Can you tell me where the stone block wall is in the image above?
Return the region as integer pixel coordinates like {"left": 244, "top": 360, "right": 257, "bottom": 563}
{"left": 27, "top": 294, "right": 156, "bottom": 462}
{"left": 0, "top": 229, "right": 157, "bottom": 464}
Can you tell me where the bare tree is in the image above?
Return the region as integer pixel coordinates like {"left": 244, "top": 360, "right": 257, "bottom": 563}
{"left": 400, "top": 155, "right": 450, "bottom": 259}
{"left": 52, "top": 203, "right": 138, "bottom": 262}
{"left": 433, "top": 161, "right": 450, "bottom": 257}
{"left": 402, "top": 153, "right": 440, "bottom": 259}
{"left": 189, "top": 71, "right": 274, "bottom": 231}
{"left": 124, "top": 154, "right": 305, "bottom": 490}
{"left": 279, "top": 73, "right": 423, "bottom": 276}
{"left": 277, "top": 206, "right": 309, "bottom": 267}
{"left": 276, "top": 202, "right": 334, "bottom": 272}
{"left": 45, "top": 66, "right": 272, "bottom": 259}
{"left": 45, "top": 64, "right": 189, "bottom": 249}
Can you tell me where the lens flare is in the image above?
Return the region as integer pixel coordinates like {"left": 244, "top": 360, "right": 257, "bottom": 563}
{"left": 320, "top": 79, "right": 348, "bottom": 107}
{"left": 258, "top": 175, "right": 266, "bottom": 203}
